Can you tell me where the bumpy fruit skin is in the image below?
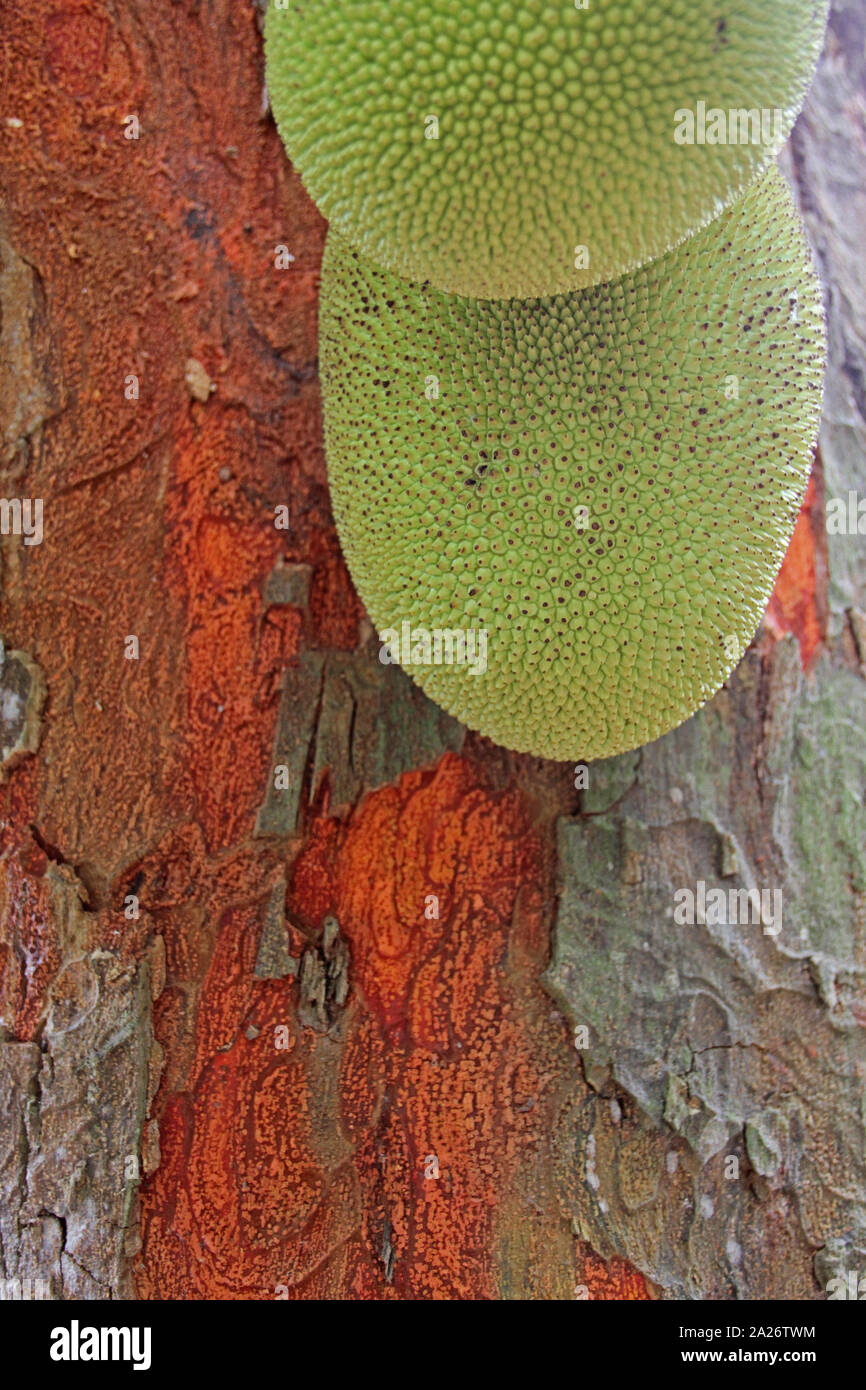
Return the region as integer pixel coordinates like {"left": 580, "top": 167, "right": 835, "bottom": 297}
{"left": 266, "top": 0, "right": 828, "bottom": 299}
{"left": 320, "top": 169, "right": 825, "bottom": 762}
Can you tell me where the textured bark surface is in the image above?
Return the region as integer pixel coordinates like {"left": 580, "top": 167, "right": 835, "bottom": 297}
{"left": 0, "top": 0, "right": 861, "bottom": 1301}
{"left": 546, "top": 3, "right": 866, "bottom": 1298}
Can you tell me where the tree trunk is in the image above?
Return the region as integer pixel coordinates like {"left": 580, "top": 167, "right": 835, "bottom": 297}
{"left": 0, "top": 0, "right": 863, "bottom": 1301}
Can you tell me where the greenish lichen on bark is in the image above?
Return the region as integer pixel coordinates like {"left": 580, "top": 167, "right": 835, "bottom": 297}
{"left": 255, "top": 645, "right": 464, "bottom": 838}
{"left": 547, "top": 642, "right": 866, "bottom": 1298}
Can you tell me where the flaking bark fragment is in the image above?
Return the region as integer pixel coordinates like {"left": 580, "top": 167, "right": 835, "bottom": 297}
{"left": 0, "top": 642, "right": 45, "bottom": 778}
{"left": 253, "top": 874, "right": 297, "bottom": 979}
{"left": 298, "top": 915, "right": 350, "bottom": 1032}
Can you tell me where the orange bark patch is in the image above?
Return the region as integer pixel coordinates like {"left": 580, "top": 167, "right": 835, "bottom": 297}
{"left": 576, "top": 1241, "right": 653, "bottom": 1300}
{"left": 766, "top": 471, "right": 826, "bottom": 669}
{"left": 138, "top": 754, "right": 650, "bottom": 1300}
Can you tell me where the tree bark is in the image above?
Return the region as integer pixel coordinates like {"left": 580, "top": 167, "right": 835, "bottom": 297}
{"left": 0, "top": 0, "right": 863, "bottom": 1301}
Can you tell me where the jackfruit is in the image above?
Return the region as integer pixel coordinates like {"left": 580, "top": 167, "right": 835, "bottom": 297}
{"left": 266, "top": 0, "right": 828, "bottom": 299}
{"left": 320, "top": 168, "right": 825, "bottom": 761}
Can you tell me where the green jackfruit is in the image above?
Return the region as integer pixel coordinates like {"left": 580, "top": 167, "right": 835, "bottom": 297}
{"left": 320, "top": 169, "right": 825, "bottom": 761}
{"left": 266, "top": 0, "right": 828, "bottom": 298}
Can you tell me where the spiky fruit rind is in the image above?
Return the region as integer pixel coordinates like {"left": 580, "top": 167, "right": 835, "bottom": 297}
{"left": 266, "top": 0, "right": 828, "bottom": 299}
{"left": 320, "top": 170, "right": 825, "bottom": 762}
